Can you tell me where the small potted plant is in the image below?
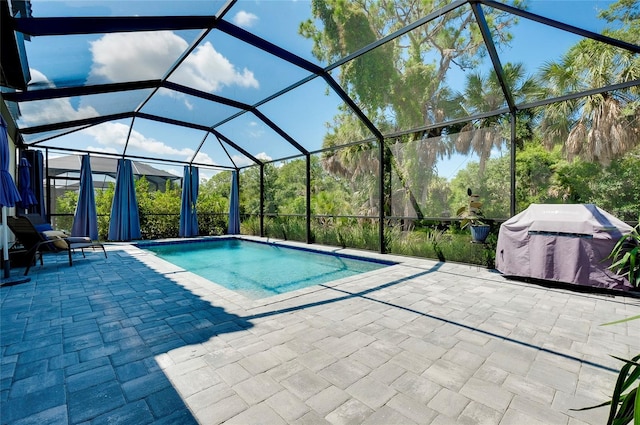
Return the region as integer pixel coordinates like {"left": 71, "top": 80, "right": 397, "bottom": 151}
{"left": 456, "top": 188, "right": 491, "bottom": 243}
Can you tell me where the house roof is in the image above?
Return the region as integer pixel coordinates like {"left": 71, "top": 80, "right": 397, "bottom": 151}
{"left": 46, "top": 154, "right": 180, "bottom": 191}
{"left": 47, "top": 154, "right": 178, "bottom": 179}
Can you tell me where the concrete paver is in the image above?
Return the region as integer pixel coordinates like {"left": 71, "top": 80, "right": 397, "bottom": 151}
{"left": 1, "top": 238, "right": 639, "bottom": 424}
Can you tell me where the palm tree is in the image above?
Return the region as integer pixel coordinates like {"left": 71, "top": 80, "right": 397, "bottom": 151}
{"left": 320, "top": 113, "right": 381, "bottom": 216}
{"left": 304, "top": 1, "right": 524, "bottom": 219}
{"left": 452, "top": 62, "right": 543, "bottom": 175}
{"left": 538, "top": 1, "right": 640, "bottom": 163}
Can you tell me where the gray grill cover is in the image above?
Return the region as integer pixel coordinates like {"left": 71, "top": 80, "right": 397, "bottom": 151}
{"left": 495, "top": 204, "right": 633, "bottom": 290}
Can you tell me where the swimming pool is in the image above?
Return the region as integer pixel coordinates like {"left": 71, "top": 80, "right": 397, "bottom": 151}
{"left": 140, "top": 239, "right": 394, "bottom": 299}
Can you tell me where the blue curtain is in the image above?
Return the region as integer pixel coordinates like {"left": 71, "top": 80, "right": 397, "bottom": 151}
{"left": 1, "top": 116, "right": 22, "bottom": 278}
{"left": 228, "top": 170, "right": 240, "bottom": 234}
{"left": 179, "top": 165, "right": 199, "bottom": 237}
{"left": 17, "top": 158, "right": 37, "bottom": 213}
{"left": 0, "top": 117, "right": 21, "bottom": 208}
{"left": 72, "top": 155, "right": 98, "bottom": 240}
{"left": 108, "top": 159, "right": 141, "bottom": 241}
{"left": 20, "top": 150, "right": 46, "bottom": 218}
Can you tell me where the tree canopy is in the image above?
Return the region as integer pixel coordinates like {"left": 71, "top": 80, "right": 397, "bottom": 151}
{"left": 54, "top": 0, "right": 639, "bottom": 243}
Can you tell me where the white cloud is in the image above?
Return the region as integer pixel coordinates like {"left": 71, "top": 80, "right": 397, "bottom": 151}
{"left": 231, "top": 154, "right": 254, "bottom": 167}
{"left": 81, "top": 122, "right": 215, "bottom": 163}
{"left": 248, "top": 129, "right": 265, "bottom": 139}
{"left": 85, "top": 145, "right": 119, "bottom": 154}
{"left": 174, "top": 41, "right": 259, "bottom": 92}
{"left": 233, "top": 11, "right": 259, "bottom": 28}
{"left": 82, "top": 122, "right": 129, "bottom": 147}
{"left": 246, "top": 121, "right": 265, "bottom": 138}
{"left": 193, "top": 151, "right": 216, "bottom": 165}
{"left": 255, "top": 152, "right": 272, "bottom": 162}
{"left": 19, "top": 69, "right": 99, "bottom": 126}
{"left": 88, "top": 31, "right": 259, "bottom": 95}
{"left": 230, "top": 152, "right": 270, "bottom": 167}
{"left": 89, "top": 31, "right": 187, "bottom": 83}
{"left": 153, "top": 87, "right": 199, "bottom": 114}
{"left": 28, "top": 69, "right": 54, "bottom": 88}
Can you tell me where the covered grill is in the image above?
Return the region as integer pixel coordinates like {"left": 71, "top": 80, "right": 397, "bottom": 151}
{"left": 495, "top": 204, "right": 633, "bottom": 290}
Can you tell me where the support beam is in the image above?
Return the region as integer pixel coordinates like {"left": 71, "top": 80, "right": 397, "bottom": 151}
{"left": 211, "top": 129, "right": 262, "bottom": 167}
{"left": 322, "top": 75, "right": 384, "bottom": 141}
{"left": 216, "top": 20, "right": 324, "bottom": 75}
{"left": 1, "top": 2, "right": 30, "bottom": 90}
{"left": 378, "top": 138, "right": 386, "bottom": 254}
{"left": 480, "top": 0, "right": 640, "bottom": 54}
{"left": 136, "top": 112, "right": 213, "bottom": 132}
{"left": 471, "top": 2, "right": 516, "bottom": 111}
{"left": 259, "top": 164, "right": 265, "bottom": 237}
{"left": 510, "top": 112, "right": 516, "bottom": 217}
{"left": 251, "top": 110, "right": 308, "bottom": 155}
{"left": 163, "top": 81, "right": 251, "bottom": 111}
{"left": 306, "top": 154, "right": 312, "bottom": 244}
{"left": 12, "top": 16, "right": 220, "bottom": 36}
{"left": 20, "top": 112, "right": 133, "bottom": 134}
{"left": 3, "top": 80, "right": 161, "bottom": 102}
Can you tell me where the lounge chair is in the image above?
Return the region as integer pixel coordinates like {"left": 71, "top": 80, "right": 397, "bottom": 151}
{"left": 7, "top": 215, "right": 107, "bottom": 275}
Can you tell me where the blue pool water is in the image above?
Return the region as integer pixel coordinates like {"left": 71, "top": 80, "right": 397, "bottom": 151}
{"left": 141, "top": 239, "right": 393, "bottom": 299}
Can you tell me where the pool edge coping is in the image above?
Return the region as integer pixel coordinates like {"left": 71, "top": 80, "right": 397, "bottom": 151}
{"left": 125, "top": 236, "right": 446, "bottom": 310}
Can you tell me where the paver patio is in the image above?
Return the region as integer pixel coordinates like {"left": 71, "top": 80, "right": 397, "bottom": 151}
{"left": 1, "top": 238, "right": 639, "bottom": 424}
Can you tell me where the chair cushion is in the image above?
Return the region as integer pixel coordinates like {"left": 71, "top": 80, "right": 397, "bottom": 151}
{"left": 34, "top": 223, "right": 54, "bottom": 232}
{"left": 42, "top": 230, "right": 69, "bottom": 250}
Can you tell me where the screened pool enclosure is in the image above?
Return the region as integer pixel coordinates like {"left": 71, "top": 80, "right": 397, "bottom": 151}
{"left": 1, "top": 0, "right": 639, "bottom": 254}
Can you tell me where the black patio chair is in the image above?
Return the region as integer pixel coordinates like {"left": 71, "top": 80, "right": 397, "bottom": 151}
{"left": 7, "top": 215, "right": 107, "bottom": 275}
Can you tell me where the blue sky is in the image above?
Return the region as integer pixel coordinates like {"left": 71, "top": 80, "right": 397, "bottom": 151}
{"left": 15, "top": 0, "right": 619, "bottom": 180}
